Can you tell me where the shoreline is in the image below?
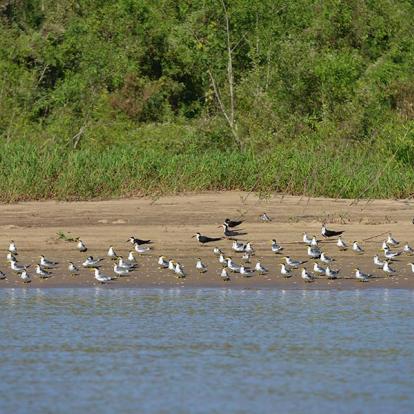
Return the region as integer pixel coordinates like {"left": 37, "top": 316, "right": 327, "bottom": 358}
{"left": 1, "top": 191, "right": 414, "bottom": 289}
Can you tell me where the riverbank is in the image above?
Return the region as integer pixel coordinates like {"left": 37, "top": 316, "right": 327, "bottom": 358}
{"left": 1, "top": 192, "right": 414, "bottom": 288}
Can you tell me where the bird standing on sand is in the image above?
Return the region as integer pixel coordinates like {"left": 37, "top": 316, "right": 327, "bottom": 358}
{"left": 321, "top": 225, "right": 344, "bottom": 238}
{"left": 386, "top": 233, "right": 399, "bottom": 246}
{"left": 158, "top": 256, "right": 169, "bottom": 269}
{"left": 284, "top": 256, "right": 306, "bottom": 268}
{"left": 20, "top": 270, "right": 31, "bottom": 283}
{"left": 10, "top": 259, "right": 30, "bottom": 273}
{"left": 232, "top": 240, "right": 246, "bottom": 252}
{"left": 174, "top": 262, "right": 186, "bottom": 278}
{"left": 336, "top": 236, "right": 348, "bottom": 251}
{"left": 307, "top": 246, "right": 321, "bottom": 259}
{"left": 224, "top": 218, "right": 244, "bottom": 228}
{"left": 196, "top": 258, "right": 207, "bottom": 273}
{"left": 40, "top": 255, "right": 58, "bottom": 269}
{"left": 373, "top": 255, "right": 385, "bottom": 268}
{"left": 303, "top": 233, "right": 312, "bottom": 245}
{"left": 193, "top": 233, "right": 222, "bottom": 244}
{"left": 128, "top": 236, "right": 151, "bottom": 246}
{"left": 313, "top": 262, "right": 325, "bottom": 275}
{"left": 280, "top": 263, "right": 292, "bottom": 278}
{"left": 221, "top": 268, "right": 231, "bottom": 281}
{"left": 77, "top": 240, "right": 87, "bottom": 252}
{"left": 134, "top": 243, "right": 151, "bottom": 253}
{"left": 255, "top": 262, "right": 268, "bottom": 275}
{"left": 35, "top": 265, "right": 52, "bottom": 279}
{"left": 403, "top": 243, "right": 414, "bottom": 255}
{"left": 68, "top": 262, "right": 79, "bottom": 275}
{"left": 271, "top": 239, "right": 284, "bottom": 254}
{"left": 226, "top": 258, "right": 241, "bottom": 273}
{"left": 107, "top": 246, "right": 118, "bottom": 259}
{"left": 355, "top": 268, "right": 370, "bottom": 282}
{"left": 301, "top": 268, "right": 314, "bottom": 283}
{"left": 82, "top": 256, "right": 103, "bottom": 268}
{"left": 8, "top": 240, "right": 17, "bottom": 254}
{"left": 325, "top": 266, "right": 339, "bottom": 279}
{"left": 94, "top": 268, "right": 113, "bottom": 284}
{"left": 320, "top": 252, "right": 335, "bottom": 264}
{"left": 382, "top": 261, "right": 396, "bottom": 275}
{"left": 383, "top": 246, "right": 401, "bottom": 260}
{"left": 260, "top": 213, "right": 272, "bottom": 222}
{"left": 352, "top": 241, "right": 364, "bottom": 254}
{"left": 0, "top": 270, "right": 6, "bottom": 280}
{"left": 240, "top": 266, "right": 255, "bottom": 277}
{"left": 114, "top": 263, "right": 130, "bottom": 276}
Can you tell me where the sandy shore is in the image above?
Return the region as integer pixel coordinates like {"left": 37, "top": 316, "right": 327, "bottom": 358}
{"left": 1, "top": 192, "right": 414, "bottom": 289}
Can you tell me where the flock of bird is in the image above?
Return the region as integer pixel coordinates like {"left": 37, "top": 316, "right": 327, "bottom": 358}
{"left": 2, "top": 213, "right": 414, "bottom": 284}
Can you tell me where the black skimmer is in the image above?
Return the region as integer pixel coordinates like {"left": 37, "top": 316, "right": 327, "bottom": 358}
{"left": 127, "top": 236, "right": 152, "bottom": 245}
{"left": 321, "top": 225, "right": 344, "bottom": 238}
{"left": 220, "top": 224, "right": 246, "bottom": 238}
{"left": 224, "top": 218, "right": 244, "bottom": 228}
{"left": 193, "top": 233, "right": 222, "bottom": 244}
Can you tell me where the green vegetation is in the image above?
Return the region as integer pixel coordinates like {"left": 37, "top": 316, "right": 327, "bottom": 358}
{"left": 1, "top": 0, "right": 414, "bottom": 201}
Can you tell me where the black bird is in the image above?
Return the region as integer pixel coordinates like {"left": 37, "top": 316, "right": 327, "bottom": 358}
{"left": 193, "top": 233, "right": 223, "bottom": 244}
{"left": 220, "top": 224, "right": 247, "bottom": 238}
{"left": 127, "top": 236, "right": 152, "bottom": 245}
{"left": 321, "top": 225, "right": 344, "bottom": 238}
{"left": 224, "top": 218, "right": 244, "bottom": 228}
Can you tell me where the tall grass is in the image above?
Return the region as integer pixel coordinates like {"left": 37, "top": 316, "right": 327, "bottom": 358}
{"left": 1, "top": 139, "right": 413, "bottom": 202}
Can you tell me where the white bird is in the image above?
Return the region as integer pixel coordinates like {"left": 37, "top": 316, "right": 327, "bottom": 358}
{"left": 245, "top": 242, "right": 255, "bottom": 255}
{"left": 325, "top": 266, "right": 339, "bottom": 279}
{"left": 114, "top": 263, "right": 130, "bottom": 276}
{"left": 6, "top": 252, "right": 16, "bottom": 263}
{"left": 355, "top": 268, "right": 370, "bottom": 282}
{"left": 320, "top": 252, "right": 335, "bottom": 264}
{"left": 82, "top": 256, "right": 103, "bottom": 268}
{"left": 381, "top": 240, "right": 388, "bottom": 251}
{"left": 242, "top": 252, "right": 251, "bottom": 263}
{"left": 232, "top": 240, "right": 246, "bottom": 252}
{"left": 284, "top": 256, "right": 306, "bottom": 268}
{"left": 303, "top": 233, "right": 312, "bottom": 245}
{"left": 271, "top": 239, "right": 284, "bottom": 254}
{"left": 68, "top": 262, "right": 79, "bottom": 275}
{"left": 260, "top": 212, "right": 272, "bottom": 222}
{"left": 218, "top": 254, "right": 227, "bottom": 266}
{"left": 336, "top": 236, "right": 348, "bottom": 251}
{"left": 382, "top": 261, "right": 396, "bottom": 275}
{"left": 403, "top": 243, "right": 414, "bottom": 255}
{"left": 310, "top": 236, "right": 319, "bottom": 247}
{"left": 386, "top": 233, "right": 399, "bottom": 246}
{"left": 313, "top": 262, "right": 325, "bottom": 275}
{"left": 226, "top": 258, "right": 241, "bottom": 273}
{"left": 107, "top": 246, "right": 118, "bottom": 259}
{"left": 40, "top": 255, "right": 58, "bottom": 269}
{"left": 94, "top": 268, "right": 113, "bottom": 284}
{"left": 407, "top": 263, "right": 414, "bottom": 273}
{"left": 127, "top": 251, "right": 137, "bottom": 264}
{"left": 174, "top": 262, "right": 186, "bottom": 278}
{"left": 301, "top": 268, "right": 314, "bottom": 283}
{"left": 255, "top": 262, "right": 268, "bottom": 275}
{"left": 8, "top": 240, "right": 17, "bottom": 254}
{"left": 168, "top": 260, "right": 176, "bottom": 272}
{"left": 352, "top": 241, "right": 364, "bottom": 254}
{"left": 307, "top": 246, "right": 321, "bottom": 259}
{"left": 220, "top": 268, "right": 230, "bottom": 281}
{"left": 10, "top": 259, "right": 29, "bottom": 273}
{"left": 158, "top": 256, "right": 169, "bottom": 269}
{"left": 35, "top": 265, "right": 52, "bottom": 278}
{"left": 118, "top": 257, "right": 136, "bottom": 271}
{"left": 213, "top": 247, "right": 223, "bottom": 256}
{"left": 373, "top": 255, "right": 385, "bottom": 268}
{"left": 280, "top": 263, "right": 292, "bottom": 278}
{"left": 134, "top": 243, "right": 151, "bottom": 254}
{"left": 20, "top": 270, "right": 31, "bottom": 283}
{"left": 240, "top": 266, "right": 255, "bottom": 277}
{"left": 383, "top": 246, "right": 401, "bottom": 260}
{"left": 77, "top": 240, "right": 87, "bottom": 252}
{"left": 196, "top": 258, "right": 207, "bottom": 273}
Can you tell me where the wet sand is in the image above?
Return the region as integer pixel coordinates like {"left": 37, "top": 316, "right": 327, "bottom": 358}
{"left": 1, "top": 192, "right": 414, "bottom": 289}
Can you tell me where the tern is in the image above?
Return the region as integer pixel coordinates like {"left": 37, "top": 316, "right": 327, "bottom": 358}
{"left": 134, "top": 243, "right": 151, "bottom": 254}
{"left": 6, "top": 252, "right": 16, "bottom": 263}
{"left": 82, "top": 256, "right": 103, "bottom": 268}
{"left": 127, "top": 251, "right": 137, "bottom": 264}
{"left": 94, "top": 268, "right": 113, "bottom": 284}
{"left": 196, "top": 258, "right": 207, "bottom": 273}
{"left": 224, "top": 218, "right": 244, "bottom": 228}
{"left": 255, "top": 262, "right": 268, "bottom": 275}
{"left": 313, "top": 262, "right": 325, "bottom": 275}
{"left": 373, "top": 255, "right": 385, "bottom": 268}
{"left": 107, "top": 246, "right": 118, "bottom": 259}
{"left": 381, "top": 241, "right": 388, "bottom": 251}
{"left": 271, "top": 239, "right": 284, "bottom": 254}
{"left": 325, "top": 266, "right": 339, "bottom": 279}
{"left": 128, "top": 236, "right": 151, "bottom": 246}
{"left": 382, "top": 261, "right": 396, "bottom": 275}
{"left": 407, "top": 263, "right": 414, "bottom": 273}
{"left": 218, "top": 254, "right": 227, "bottom": 266}
{"left": 320, "top": 252, "right": 335, "bottom": 264}
{"left": 240, "top": 266, "right": 255, "bottom": 277}
{"left": 8, "top": 240, "right": 17, "bottom": 254}
{"left": 10, "top": 259, "right": 30, "bottom": 273}
{"left": 158, "top": 256, "right": 169, "bottom": 269}
{"left": 20, "top": 270, "right": 31, "bottom": 283}
{"left": 321, "top": 225, "right": 344, "bottom": 238}
{"left": 174, "top": 262, "right": 186, "bottom": 278}
{"left": 310, "top": 236, "right": 319, "bottom": 247}
{"left": 213, "top": 247, "right": 223, "bottom": 256}
{"left": 118, "top": 257, "right": 136, "bottom": 271}
{"left": 114, "top": 263, "right": 130, "bottom": 276}
{"left": 40, "top": 255, "right": 58, "bottom": 269}
{"left": 242, "top": 252, "right": 251, "bottom": 263}
{"left": 355, "top": 268, "right": 370, "bottom": 282}
{"left": 226, "top": 257, "right": 241, "bottom": 273}
{"left": 307, "top": 246, "right": 321, "bottom": 259}
{"left": 403, "top": 243, "right": 414, "bottom": 255}
{"left": 383, "top": 246, "right": 401, "bottom": 260}
{"left": 232, "top": 240, "right": 246, "bottom": 252}
{"left": 284, "top": 256, "right": 306, "bottom": 268}
{"left": 193, "top": 233, "right": 222, "bottom": 244}
{"left": 245, "top": 242, "right": 255, "bottom": 255}
{"left": 336, "top": 236, "right": 348, "bottom": 250}
{"left": 260, "top": 213, "right": 272, "bottom": 222}
{"left": 280, "top": 263, "right": 292, "bottom": 278}
{"left": 168, "top": 259, "right": 176, "bottom": 272}
{"left": 352, "top": 241, "right": 364, "bottom": 254}
{"left": 0, "top": 270, "right": 6, "bottom": 280}
{"left": 303, "top": 233, "right": 312, "bottom": 245}
{"left": 301, "top": 268, "right": 314, "bottom": 283}
{"left": 35, "top": 265, "right": 52, "bottom": 279}
{"left": 386, "top": 233, "right": 399, "bottom": 246}
{"left": 77, "top": 240, "right": 87, "bottom": 252}
{"left": 220, "top": 268, "right": 231, "bottom": 281}
{"left": 68, "top": 262, "right": 79, "bottom": 275}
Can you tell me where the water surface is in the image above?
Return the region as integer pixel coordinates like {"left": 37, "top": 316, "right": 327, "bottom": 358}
{"left": 1, "top": 288, "right": 413, "bottom": 414}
